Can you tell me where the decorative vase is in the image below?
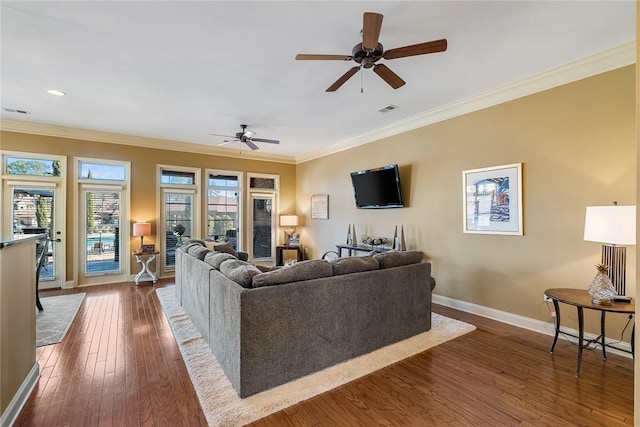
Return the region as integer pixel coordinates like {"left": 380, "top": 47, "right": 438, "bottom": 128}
{"left": 351, "top": 224, "right": 357, "bottom": 246}
{"left": 392, "top": 225, "right": 398, "bottom": 250}
{"left": 346, "top": 224, "right": 351, "bottom": 245}
{"left": 588, "top": 264, "right": 616, "bottom": 304}
{"left": 397, "top": 226, "right": 406, "bottom": 251}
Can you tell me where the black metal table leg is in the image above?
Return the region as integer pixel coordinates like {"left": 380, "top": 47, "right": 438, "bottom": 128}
{"left": 576, "top": 306, "right": 584, "bottom": 377}
{"left": 549, "top": 298, "right": 561, "bottom": 353}
{"left": 600, "top": 311, "right": 607, "bottom": 360}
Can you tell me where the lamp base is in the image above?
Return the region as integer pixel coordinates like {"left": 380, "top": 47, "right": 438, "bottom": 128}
{"left": 602, "top": 244, "right": 626, "bottom": 296}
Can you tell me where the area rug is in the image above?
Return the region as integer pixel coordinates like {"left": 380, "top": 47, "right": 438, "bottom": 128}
{"left": 156, "top": 286, "right": 475, "bottom": 426}
{"left": 36, "top": 293, "right": 86, "bottom": 347}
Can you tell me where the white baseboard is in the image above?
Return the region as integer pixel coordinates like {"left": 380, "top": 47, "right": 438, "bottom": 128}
{"left": 0, "top": 363, "right": 39, "bottom": 427}
{"left": 432, "top": 294, "right": 633, "bottom": 359}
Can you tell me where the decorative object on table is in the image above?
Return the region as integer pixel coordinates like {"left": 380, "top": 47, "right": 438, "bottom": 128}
{"left": 280, "top": 214, "right": 299, "bottom": 246}
{"left": 392, "top": 225, "right": 398, "bottom": 250}
{"left": 588, "top": 264, "right": 617, "bottom": 305}
{"left": 583, "top": 202, "right": 636, "bottom": 296}
{"left": 311, "top": 194, "right": 329, "bottom": 220}
{"left": 141, "top": 244, "right": 155, "bottom": 253}
{"left": 133, "top": 221, "right": 151, "bottom": 247}
{"left": 462, "top": 163, "right": 523, "bottom": 235}
{"left": 350, "top": 224, "right": 357, "bottom": 246}
{"left": 398, "top": 225, "right": 406, "bottom": 251}
{"left": 361, "top": 235, "right": 388, "bottom": 250}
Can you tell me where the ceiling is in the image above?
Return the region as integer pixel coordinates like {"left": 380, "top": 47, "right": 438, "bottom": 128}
{"left": 1, "top": 1, "right": 636, "bottom": 163}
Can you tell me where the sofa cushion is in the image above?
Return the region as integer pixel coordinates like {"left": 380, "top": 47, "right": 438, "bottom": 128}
{"left": 179, "top": 241, "right": 204, "bottom": 253}
{"left": 204, "top": 240, "right": 239, "bottom": 258}
{"left": 374, "top": 251, "right": 423, "bottom": 269}
{"left": 204, "top": 251, "right": 235, "bottom": 269}
{"left": 187, "top": 245, "right": 211, "bottom": 260}
{"left": 252, "top": 259, "right": 333, "bottom": 288}
{"left": 330, "top": 256, "right": 379, "bottom": 276}
{"left": 255, "top": 264, "right": 281, "bottom": 273}
{"left": 220, "top": 259, "right": 262, "bottom": 288}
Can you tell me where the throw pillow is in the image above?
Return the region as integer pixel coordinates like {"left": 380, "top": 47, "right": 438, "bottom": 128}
{"left": 252, "top": 259, "right": 333, "bottom": 288}
{"left": 374, "top": 250, "right": 423, "bottom": 269}
{"left": 330, "top": 256, "right": 379, "bottom": 276}
{"left": 187, "top": 245, "right": 211, "bottom": 260}
{"left": 179, "top": 241, "right": 204, "bottom": 253}
{"left": 220, "top": 259, "right": 262, "bottom": 288}
{"left": 204, "top": 251, "right": 235, "bottom": 269}
{"left": 204, "top": 240, "right": 239, "bottom": 259}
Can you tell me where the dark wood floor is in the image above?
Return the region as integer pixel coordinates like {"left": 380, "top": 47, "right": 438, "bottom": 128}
{"left": 16, "top": 279, "right": 633, "bottom": 426}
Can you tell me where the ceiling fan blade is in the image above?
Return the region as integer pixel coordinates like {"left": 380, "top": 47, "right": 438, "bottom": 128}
{"left": 362, "top": 12, "right": 383, "bottom": 51}
{"left": 208, "top": 133, "right": 235, "bottom": 138}
{"left": 216, "top": 140, "right": 234, "bottom": 146}
{"left": 296, "top": 54, "right": 352, "bottom": 61}
{"left": 244, "top": 140, "right": 259, "bottom": 150}
{"left": 383, "top": 39, "right": 447, "bottom": 60}
{"left": 251, "top": 138, "right": 280, "bottom": 145}
{"left": 326, "top": 66, "right": 360, "bottom": 92}
{"left": 373, "top": 64, "right": 406, "bottom": 89}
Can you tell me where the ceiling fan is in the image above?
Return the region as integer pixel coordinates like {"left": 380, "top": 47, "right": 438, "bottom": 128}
{"left": 209, "top": 124, "right": 280, "bottom": 151}
{"left": 295, "top": 12, "right": 447, "bottom": 92}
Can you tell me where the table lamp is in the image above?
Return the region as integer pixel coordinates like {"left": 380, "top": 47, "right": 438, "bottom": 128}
{"left": 583, "top": 203, "right": 636, "bottom": 296}
{"left": 280, "top": 214, "right": 298, "bottom": 246}
{"left": 133, "top": 221, "right": 151, "bottom": 248}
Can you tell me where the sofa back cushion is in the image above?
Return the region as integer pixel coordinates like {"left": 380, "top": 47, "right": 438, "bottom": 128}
{"left": 252, "top": 259, "right": 333, "bottom": 288}
{"left": 204, "top": 251, "right": 236, "bottom": 269}
{"left": 374, "top": 250, "right": 423, "bottom": 269}
{"left": 220, "top": 259, "right": 262, "bottom": 288}
{"left": 330, "top": 256, "right": 379, "bottom": 276}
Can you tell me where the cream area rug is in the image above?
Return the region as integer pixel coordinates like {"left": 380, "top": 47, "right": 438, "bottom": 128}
{"left": 156, "top": 287, "right": 475, "bottom": 427}
{"left": 36, "top": 293, "right": 86, "bottom": 347}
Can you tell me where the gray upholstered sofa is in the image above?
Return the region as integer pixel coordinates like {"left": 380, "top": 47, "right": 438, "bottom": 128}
{"left": 175, "top": 241, "right": 436, "bottom": 397}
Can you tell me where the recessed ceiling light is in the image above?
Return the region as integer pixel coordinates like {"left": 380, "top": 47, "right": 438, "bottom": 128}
{"left": 47, "top": 89, "right": 66, "bottom": 96}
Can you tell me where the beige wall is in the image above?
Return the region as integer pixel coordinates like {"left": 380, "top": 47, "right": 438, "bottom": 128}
{"left": 297, "top": 65, "right": 636, "bottom": 337}
{"left": 0, "top": 132, "right": 296, "bottom": 283}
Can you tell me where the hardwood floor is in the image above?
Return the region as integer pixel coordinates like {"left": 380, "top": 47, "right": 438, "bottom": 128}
{"left": 16, "top": 280, "right": 633, "bottom": 426}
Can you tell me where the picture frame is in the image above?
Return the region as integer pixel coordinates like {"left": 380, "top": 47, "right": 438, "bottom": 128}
{"left": 462, "top": 163, "right": 523, "bottom": 235}
{"left": 141, "top": 244, "right": 155, "bottom": 253}
{"left": 311, "top": 194, "right": 329, "bottom": 220}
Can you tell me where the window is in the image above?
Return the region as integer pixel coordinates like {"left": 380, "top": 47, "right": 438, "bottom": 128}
{"left": 5, "top": 156, "right": 61, "bottom": 177}
{"left": 247, "top": 173, "right": 279, "bottom": 261}
{"left": 79, "top": 161, "right": 126, "bottom": 181}
{"left": 207, "top": 171, "right": 241, "bottom": 250}
{"left": 159, "top": 165, "right": 200, "bottom": 273}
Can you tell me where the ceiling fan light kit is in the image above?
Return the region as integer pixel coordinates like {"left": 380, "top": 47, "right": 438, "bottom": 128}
{"left": 296, "top": 12, "right": 447, "bottom": 92}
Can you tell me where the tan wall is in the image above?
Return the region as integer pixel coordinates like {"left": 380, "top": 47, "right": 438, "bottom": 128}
{"left": 297, "top": 65, "right": 636, "bottom": 338}
{"left": 0, "top": 132, "right": 296, "bottom": 282}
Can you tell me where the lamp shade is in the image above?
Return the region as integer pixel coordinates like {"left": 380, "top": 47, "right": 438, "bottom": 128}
{"left": 280, "top": 214, "right": 298, "bottom": 227}
{"left": 584, "top": 205, "right": 636, "bottom": 245}
{"left": 133, "top": 222, "right": 151, "bottom": 237}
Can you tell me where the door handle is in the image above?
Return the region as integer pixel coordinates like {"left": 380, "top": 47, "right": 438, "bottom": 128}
{"left": 55, "top": 238, "right": 61, "bottom": 243}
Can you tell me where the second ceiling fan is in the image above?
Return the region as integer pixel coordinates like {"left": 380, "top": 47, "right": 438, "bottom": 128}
{"left": 295, "top": 12, "right": 447, "bottom": 92}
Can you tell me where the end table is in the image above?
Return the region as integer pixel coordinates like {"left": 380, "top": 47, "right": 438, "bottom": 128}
{"left": 133, "top": 250, "right": 159, "bottom": 285}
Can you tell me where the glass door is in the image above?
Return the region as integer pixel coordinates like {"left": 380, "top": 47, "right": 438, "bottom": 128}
{"left": 162, "top": 189, "right": 194, "bottom": 273}
{"left": 6, "top": 183, "right": 65, "bottom": 288}
{"left": 81, "top": 188, "right": 122, "bottom": 277}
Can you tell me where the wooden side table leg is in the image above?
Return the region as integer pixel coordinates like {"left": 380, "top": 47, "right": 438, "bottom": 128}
{"left": 549, "top": 299, "right": 561, "bottom": 353}
{"left": 576, "top": 306, "right": 584, "bottom": 377}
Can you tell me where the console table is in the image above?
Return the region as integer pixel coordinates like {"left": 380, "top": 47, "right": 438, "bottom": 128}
{"left": 132, "top": 250, "right": 159, "bottom": 284}
{"left": 544, "top": 288, "right": 634, "bottom": 377}
{"left": 336, "top": 244, "right": 389, "bottom": 257}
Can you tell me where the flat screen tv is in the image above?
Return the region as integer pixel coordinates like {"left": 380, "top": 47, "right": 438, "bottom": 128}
{"left": 350, "top": 164, "right": 404, "bottom": 209}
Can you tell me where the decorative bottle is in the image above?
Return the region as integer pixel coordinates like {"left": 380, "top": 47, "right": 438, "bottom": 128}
{"left": 588, "top": 264, "right": 616, "bottom": 304}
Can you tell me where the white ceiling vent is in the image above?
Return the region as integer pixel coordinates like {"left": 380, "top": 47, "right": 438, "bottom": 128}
{"left": 2, "top": 107, "right": 31, "bottom": 115}
{"left": 378, "top": 104, "right": 398, "bottom": 113}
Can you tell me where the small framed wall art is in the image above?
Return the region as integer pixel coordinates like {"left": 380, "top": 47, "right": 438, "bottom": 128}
{"left": 462, "top": 163, "right": 523, "bottom": 235}
{"left": 311, "top": 194, "right": 329, "bottom": 220}
{"left": 141, "top": 244, "right": 156, "bottom": 253}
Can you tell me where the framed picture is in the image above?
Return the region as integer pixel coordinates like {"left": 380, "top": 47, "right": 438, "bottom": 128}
{"left": 141, "top": 244, "right": 155, "bottom": 253}
{"left": 462, "top": 163, "right": 523, "bottom": 235}
{"left": 311, "top": 194, "right": 329, "bottom": 220}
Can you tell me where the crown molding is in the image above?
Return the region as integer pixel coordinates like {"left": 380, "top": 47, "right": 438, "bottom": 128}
{"left": 296, "top": 41, "right": 636, "bottom": 164}
{"left": 0, "top": 120, "right": 297, "bottom": 165}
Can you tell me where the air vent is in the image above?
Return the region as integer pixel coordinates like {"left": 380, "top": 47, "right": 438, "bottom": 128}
{"left": 2, "top": 107, "right": 31, "bottom": 115}
{"left": 378, "top": 104, "right": 398, "bottom": 113}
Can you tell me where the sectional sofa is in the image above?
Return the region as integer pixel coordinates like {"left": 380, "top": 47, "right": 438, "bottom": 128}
{"left": 175, "top": 241, "right": 436, "bottom": 397}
